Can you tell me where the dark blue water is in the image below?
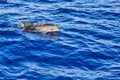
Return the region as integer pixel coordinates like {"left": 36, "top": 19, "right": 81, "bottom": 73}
{"left": 0, "top": 0, "right": 120, "bottom": 80}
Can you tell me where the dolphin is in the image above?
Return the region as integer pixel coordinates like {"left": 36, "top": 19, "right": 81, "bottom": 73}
{"left": 22, "top": 21, "right": 60, "bottom": 34}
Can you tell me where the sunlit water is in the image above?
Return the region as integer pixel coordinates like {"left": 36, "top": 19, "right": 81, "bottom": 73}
{"left": 0, "top": 0, "right": 120, "bottom": 80}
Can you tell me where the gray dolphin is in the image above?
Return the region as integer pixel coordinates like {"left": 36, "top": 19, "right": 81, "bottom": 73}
{"left": 22, "top": 21, "right": 60, "bottom": 34}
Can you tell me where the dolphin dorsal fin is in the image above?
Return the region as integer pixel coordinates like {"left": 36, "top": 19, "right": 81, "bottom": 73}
{"left": 43, "top": 24, "right": 55, "bottom": 26}
{"left": 22, "top": 21, "right": 32, "bottom": 27}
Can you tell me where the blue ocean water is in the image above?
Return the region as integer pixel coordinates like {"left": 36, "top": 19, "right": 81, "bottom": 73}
{"left": 0, "top": 0, "right": 120, "bottom": 80}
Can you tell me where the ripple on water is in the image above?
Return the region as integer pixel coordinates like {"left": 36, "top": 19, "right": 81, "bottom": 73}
{"left": 0, "top": 0, "right": 120, "bottom": 80}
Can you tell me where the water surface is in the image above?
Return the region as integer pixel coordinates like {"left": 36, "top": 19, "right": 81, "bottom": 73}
{"left": 0, "top": 0, "right": 120, "bottom": 80}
